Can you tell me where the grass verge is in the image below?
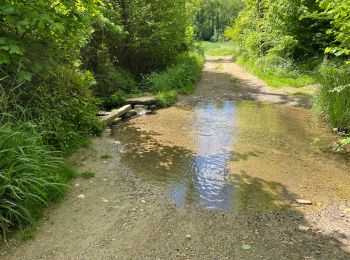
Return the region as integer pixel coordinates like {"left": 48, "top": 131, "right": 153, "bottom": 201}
{"left": 196, "top": 41, "right": 236, "bottom": 56}
{"left": 0, "top": 124, "right": 75, "bottom": 241}
{"left": 235, "top": 56, "right": 316, "bottom": 89}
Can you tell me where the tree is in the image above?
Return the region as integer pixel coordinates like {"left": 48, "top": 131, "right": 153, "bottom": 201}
{"left": 193, "top": 0, "right": 243, "bottom": 41}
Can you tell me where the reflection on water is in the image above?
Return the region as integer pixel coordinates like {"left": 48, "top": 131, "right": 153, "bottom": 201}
{"left": 112, "top": 101, "right": 349, "bottom": 212}
{"left": 172, "top": 102, "right": 237, "bottom": 210}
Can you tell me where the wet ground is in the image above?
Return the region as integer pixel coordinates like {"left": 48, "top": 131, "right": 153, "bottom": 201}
{"left": 2, "top": 56, "right": 350, "bottom": 259}
{"left": 113, "top": 101, "right": 349, "bottom": 213}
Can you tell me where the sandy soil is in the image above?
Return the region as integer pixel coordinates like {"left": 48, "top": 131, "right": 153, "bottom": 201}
{"left": 1, "top": 56, "right": 350, "bottom": 260}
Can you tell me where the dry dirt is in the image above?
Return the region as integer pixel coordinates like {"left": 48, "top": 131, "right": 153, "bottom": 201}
{"left": 1, "top": 56, "right": 350, "bottom": 260}
{"left": 179, "top": 56, "right": 317, "bottom": 107}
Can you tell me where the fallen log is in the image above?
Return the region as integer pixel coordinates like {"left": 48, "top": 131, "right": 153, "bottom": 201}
{"left": 125, "top": 96, "right": 157, "bottom": 107}
{"left": 100, "top": 105, "right": 132, "bottom": 124}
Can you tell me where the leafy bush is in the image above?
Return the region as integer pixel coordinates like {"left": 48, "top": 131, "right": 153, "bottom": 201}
{"left": 0, "top": 124, "right": 74, "bottom": 240}
{"left": 314, "top": 63, "right": 350, "bottom": 131}
{"left": 0, "top": 66, "right": 103, "bottom": 153}
{"left": 93, "top": 59, "right": 139, "bottom": 109}
{"left": 156, "top": 90, "right": 178, "bottom": 107}
{"left": 144, "top": 51, "right": 204, "bottom": 93}
{"left": 29, "top": 66, "right": 102, "bottom": 152}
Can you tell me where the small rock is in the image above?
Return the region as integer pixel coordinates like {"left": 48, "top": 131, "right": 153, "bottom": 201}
{"left": 149, "top": 105, "right": 157, "bottom": 110}
{"left": 144, "top": 110, "right": 153, "bottom": 115}
{"left": 78, "top": 194, "right": 85, "bottom": 199}
{"left": 140, "top": 199, "right": 146, "bottom": 204}
{"left": 296, "top": 199, "right": 313, "bottom": 205}
{"left": 332, "top": 128, "right": 339, "bottom": 134}
{"left": 298, "top": 225, "right": 311, "bottom": 232}
{"left": 186, "top": 234, "right": 192, "bottom": 240}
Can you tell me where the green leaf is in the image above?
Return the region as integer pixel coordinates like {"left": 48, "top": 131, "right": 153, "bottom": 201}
{"left": 0, "top": 7, "right": 16, "bottom": 15}
{"left": 242, "top": 244, "right": 252, "bottom": 250}
{"left": 17, "top": 71, "right": 33, "bottom": 83}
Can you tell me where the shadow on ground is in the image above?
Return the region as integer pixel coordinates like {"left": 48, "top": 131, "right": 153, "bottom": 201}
{"left": 179, "top": 68, "right": 313, "bottom": 108}
{"left": 109, "top": 124, "right": 350, "bottom": 259}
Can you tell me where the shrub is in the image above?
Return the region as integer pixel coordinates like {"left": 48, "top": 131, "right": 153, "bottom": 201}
{"left": 15, "top": 66, "right": 102, "bottom": 152}
{"left": 144, "top": 51, "right": 204, "bottom": 93}
{"left": 156, "top": 90, "right": 178, "bottom": 107}
{"left": 0, "top": 124, "right": 73, "bottom": 240}
{"left": 93, "top": 57, "right": 139, "bottom": 109}
{"left": 314, "top": 63, "right": 350, "bottom": 131}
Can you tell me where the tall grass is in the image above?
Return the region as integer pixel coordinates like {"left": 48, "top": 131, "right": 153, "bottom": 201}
{"left": 0, "top": 124, "right": 72, "bottom": 240}
{"left": 0, "top": 74, "right": 78, "bottom": 240}
{"left": 314, "top": 63, "right": 350, "bottom": 131}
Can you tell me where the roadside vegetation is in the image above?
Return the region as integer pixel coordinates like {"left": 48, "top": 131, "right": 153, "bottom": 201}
{"left": 194, "top": 0, "right": 349, "bottom": 145}
{"left": 196, "top": 0, "right": 348, "bottom": 144}
{"left": 0, "top": 0, "right": 203, "bottom": 240}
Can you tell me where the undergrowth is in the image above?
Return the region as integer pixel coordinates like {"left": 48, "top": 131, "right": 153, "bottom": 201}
{"left": 0, "top": 124, "right": 74, "bottom": 240}
{"left": 314, "top": 62, "right": 350, "bottom": 131}
{"left": 235, "top": 55, "right": 316, "bottom": 89}
{"left": 145, "top": 51, "right": 204, "bottom": 106}
{"left": 196, "top": 41, "right": 235, "bottom": 56}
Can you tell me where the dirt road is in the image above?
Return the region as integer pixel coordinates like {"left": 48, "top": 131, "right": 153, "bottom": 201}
{"left": 1, "top": 57, "right": 349, "bottom": 260}
{"left": 180, "top": 56, "right": 316, "bottom": 107}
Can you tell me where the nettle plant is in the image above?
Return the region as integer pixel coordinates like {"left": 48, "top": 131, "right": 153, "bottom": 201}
{"left": 0, "top": 0, "right": 117, "bottom": 81}
{"left": 317, "top": 0, "right": 350, "bottom": 59}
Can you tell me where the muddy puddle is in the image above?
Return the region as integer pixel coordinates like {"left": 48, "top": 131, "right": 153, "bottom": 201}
{"left": 111, "top": 101, "right": 350, "bottom": 212}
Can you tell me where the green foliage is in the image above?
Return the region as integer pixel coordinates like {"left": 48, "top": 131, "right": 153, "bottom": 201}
{"left": 145, "top": 51, "right": 204, "bottom": 106}
{"left": 83, "top": 0, "right": 191, "bottom": 76}
{"left": 226, "top": 0, "right": 330, "bottom": 62}
{"left": 0, "top": 124, "right": 72, "bottom": 240}
{"left": 0, "top": 66, "right": 103, "bottom": 152}
{"left": 196, "top": 41, "right": 235, "bottom": 56}
{"left": 0, "top": 0, "right": 106, "bottom": 78}
{"left": 156, "top": 91, "right": 179, "bottom": 107}
{"left": 145, "top": 52, "right": 204, "bottom": 93}
{"left": 0, "top": 0, "right": 204, "bottom": 241}
{"left": 225, "top": 0, "right": 350, "bottom": 133}
{"left": 340, "top": 137, "right": 350, "bottom": 146}
{"left": 37, "top": 67, "right": 103, "bottom": 152}
{"left": 90, "top": 50, "right": 138, "bottom": 109}
{"left": 317, "top": 0, "right": 350, "bottom": 58}
{"left": 314, "top": 63, "right": 350, "bottom": 130}
{"left": 191, "top": 0, "right": 243, "bottom": 41}
{"left": 235, "top": 55, "right": 316, "bottom": 88}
